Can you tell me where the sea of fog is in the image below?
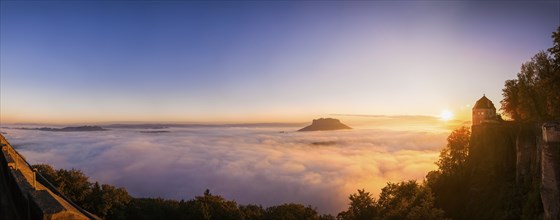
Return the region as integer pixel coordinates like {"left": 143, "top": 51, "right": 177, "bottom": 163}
{"left": 0, "top": 117, "right": 459, "bottom": 214}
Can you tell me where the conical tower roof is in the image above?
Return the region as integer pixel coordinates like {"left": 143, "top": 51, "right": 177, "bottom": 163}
{"left": 473, "top": 95, "right": 496, "bottom": 110}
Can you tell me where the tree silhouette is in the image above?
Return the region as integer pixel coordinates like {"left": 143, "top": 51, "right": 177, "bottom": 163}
{"left": 339, "top": 182, "right": 445, "bottom": 220}
{"left": 85, "top": 182, "right": 131, "bottom": 219}
{"left": 337, "top": 189, "right": 377, "bottom": 220}
{"left": 436, "top": 127, "right": 470, "bottom": 175}
{"left": 501, "top": 26, "right": 560, "bottom": 120}
{"left": 33, "top": 164, "right": 132, "bottom": 219}
{"left": 265, "top": 203, "right": 320, "bottom": 220}
{"left": 426, "top": 127, "right": 471, "bottom": 220}
{"left": 377, "top": 181, "right": 446, "bottom": 220}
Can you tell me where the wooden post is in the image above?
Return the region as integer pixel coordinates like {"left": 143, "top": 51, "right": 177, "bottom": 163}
{"left": 32, "top": 168, "right": 37, "bottom": 190}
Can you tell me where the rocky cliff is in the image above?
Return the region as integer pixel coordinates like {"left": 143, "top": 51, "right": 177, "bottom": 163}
{"left": 466, "top": 123, "right": 518, "bottom": 219}
{"left": 468, "top": 121, "right": 560, "bottom": 219}
{"left": 541, "top": 122, "right": 560, "bottom": 220}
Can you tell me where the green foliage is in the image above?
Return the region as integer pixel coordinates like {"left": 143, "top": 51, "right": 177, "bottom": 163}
{"left": 32, "top": 165, "right": 331, "bottom": 220}
{"left": 33, "top": 164, "right": 58, "bottom": 184}
{"left": 436, "top": 127, "right": 470, "bottom": 175}
{"left": 337, "top": 189, "right": 377, "bottom": 220}
{"left": 33, "top": 164, "right": 131, "bottom": 219}
{"left": 319, "top": 214, "right": 336, "bottom": 220}
{"left": 427, "top": 126, "right": 473, "bottom": 219}
{"left": 240, "top": 204, "right": 266, "bottom": 220}
{"left": 548, "top": 26, "right": 560, "bottom": 64}
{"left": 427, "top": 127, "right": 471, "bottom": 219}
{"left": 122, "top": 191, "right": 248, "bottom": 220}
{"left": 125, "top": 198, "right": 182, "bottom": 220}
{"left": 501, "top": 26, "right": 560, "bottom": 120}
{"left": 125, "top": 191, "right": 329, "bottom": 220}
{"left": 339, "top": 182, "right": 445, "bottom": 220}
{"left": 33, "top": 164, "right": 93, "bottom": 204}
{"left": 56, "top": 168, "right": 92, "bottom": 204}
{"left": 265, "top": 203, "right": 320, "bottom": 220}
{"left": 426, "top": 169, "right": 467, "bottom": 219}
{"left": 86, "top": 182, "right": 132, "bottom": 219}
{"left": 187, "top": 189, "right": 243, "bottom": 220}
{"left": 377, "top": 181, "right": 446, "bottom": 220}
{"left": 501, "top": 79, "right": 520, "bottom": 120}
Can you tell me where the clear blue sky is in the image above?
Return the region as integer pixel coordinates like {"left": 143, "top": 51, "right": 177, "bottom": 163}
{"left": 1, "top": 1, "right": 558, "bottom": 123}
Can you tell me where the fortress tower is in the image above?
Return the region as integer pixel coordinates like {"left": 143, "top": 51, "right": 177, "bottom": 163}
{"left": 472, "top": 95, "right": 497, "bottom": 126}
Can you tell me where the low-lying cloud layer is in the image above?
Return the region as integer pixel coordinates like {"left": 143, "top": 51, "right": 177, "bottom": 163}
{"left": 1, "top": 118, "right": 457, "bottom": 214}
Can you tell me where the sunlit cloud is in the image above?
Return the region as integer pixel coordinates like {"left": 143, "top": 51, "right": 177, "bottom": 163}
{"left": 1, "top": 117, "right": 459, "bottom": 214}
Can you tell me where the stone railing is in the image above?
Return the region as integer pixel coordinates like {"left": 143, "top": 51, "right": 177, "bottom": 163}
{"left": 0, "top": 134, "right": 99, "bottom": 220}
{"left": 541, "top": 122, "right": 560, "bottom": 220}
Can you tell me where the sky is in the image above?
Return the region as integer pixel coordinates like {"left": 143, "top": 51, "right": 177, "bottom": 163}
{"left": 1, "top": 1, "right": 559, "bottom": 124}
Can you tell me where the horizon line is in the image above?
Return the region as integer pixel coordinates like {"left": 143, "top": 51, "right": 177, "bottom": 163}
{"left": 0, "top": 114, "right": 449, "bottom": 126}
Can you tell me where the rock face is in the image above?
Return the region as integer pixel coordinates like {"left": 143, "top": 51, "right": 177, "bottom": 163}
{"left": 541, "top": 122, "right": 560, "bottom": 220}
{"left": 466, "top": 123, "right": 518, "bottom": 219}
{"left": 467, "top": 121, "right": 560, "bottom": 219}
{"left": 298, "top": 118, "right": 351, "bottom": 132}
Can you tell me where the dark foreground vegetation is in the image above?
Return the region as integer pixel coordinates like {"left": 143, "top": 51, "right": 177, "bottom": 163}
{"left": 33, "top": 162, "right": 445, "bottom": 220}
{"left": 33, "top": 27, "right": 559, "bottom": 219}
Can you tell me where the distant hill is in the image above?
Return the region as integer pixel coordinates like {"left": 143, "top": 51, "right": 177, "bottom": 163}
{"left": 105, "top": 124, "right": 169, "bottom": 129}
{"left": 298, "top": 118, "right": 351, "bottom": 131}
{"left": 25, "top": 126, "right": 106, "bottom": 132}
{"left": 140, "top": 130, "right": 170, "bottom": 133}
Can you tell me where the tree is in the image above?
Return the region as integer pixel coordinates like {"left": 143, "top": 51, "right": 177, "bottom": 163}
{"left": 239, "top": 204, "right": 266, "bottom": 220}
{"left": 184, "top": 189, "right": 243, "bottom": 220}
{"left": 339, "top": 182, "right": 446, "bottom": 220}
{"left": 436, "top": 127, "right": 470, "bottom": 175}
{"left": 85, "top": 182, "right": 131, "bottom": 219}
{"left": 33, "top": 164, "right": 92, "bottom": 205}
{"left": 426, "top": 127, "right": 471, "bottom": 220}
{"left": 33, "top": 164, "right": 60, "bottom": 187}
{"left": 125, "top": 198, "right": 181, "bottom": 220}
{"left": 376, "top": 181, "right": 446, "bottom": 220}
{"left": 33, "top": 164, "right": 132, "bottom": 219}
{"left": 56, "top": 168, "right": 92, "bottom": 205}
{"left": 500, "top": 79, "right": 520, "bottom": 120}
{"left": 337, "top": 189, "right": 377, "bottom": 220}
{"left": 500, "top": 26, "right": 560, "bottom": 120}
{"left": 319, "top": 214, "right": 336, "bottom": 220}
{"left": 548, "top": 26, "right": 560, "bottom": 64}
{"left": 265, "top": 203, "right": 320, "bottom": 220}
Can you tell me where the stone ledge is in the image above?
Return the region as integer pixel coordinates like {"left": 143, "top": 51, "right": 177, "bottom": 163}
{"left": 0, "top": 134, "right": 96, "bottom": 220}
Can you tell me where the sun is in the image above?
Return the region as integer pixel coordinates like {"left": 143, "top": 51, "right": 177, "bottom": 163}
{"left": 440, "top": 109, "right": 454, "bottom": 121}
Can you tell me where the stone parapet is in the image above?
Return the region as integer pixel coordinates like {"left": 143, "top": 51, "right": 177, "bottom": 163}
{"left": 0, "top": 134, "right": 99, "bottom": 220}
{"left": 543, "top": 122, "right": 560, "bottom": 143}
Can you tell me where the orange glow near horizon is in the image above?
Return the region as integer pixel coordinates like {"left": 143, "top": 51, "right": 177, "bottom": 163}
{"left": 0, "top": 108, "right": 473, "bottom": 128}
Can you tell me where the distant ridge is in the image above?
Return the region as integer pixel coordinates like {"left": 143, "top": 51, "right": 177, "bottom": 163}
{"left": 298, "top": 118, "right": 351, "bottom": 131}
{"left": 24, "top": 126, "right": 106, "bottom": 132}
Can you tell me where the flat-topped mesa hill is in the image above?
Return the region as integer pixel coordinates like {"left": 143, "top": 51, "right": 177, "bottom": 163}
{"left": 298, "top": 118, "right": 352, "bottom": 131}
